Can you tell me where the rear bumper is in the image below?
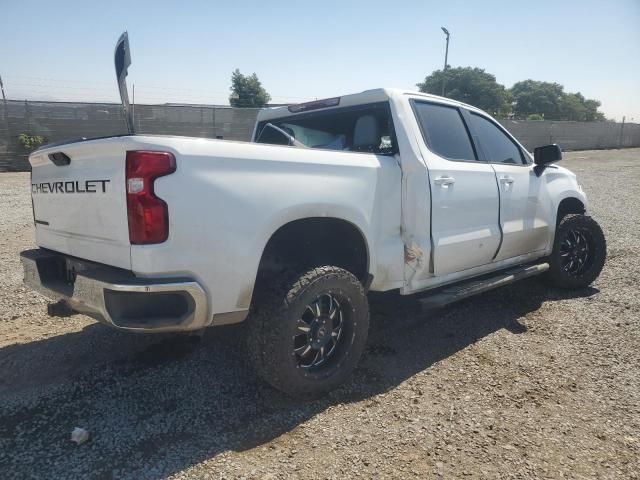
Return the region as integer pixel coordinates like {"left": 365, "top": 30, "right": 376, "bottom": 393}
{"left": 20, "top": 248, "right": 209, "bottom": 333}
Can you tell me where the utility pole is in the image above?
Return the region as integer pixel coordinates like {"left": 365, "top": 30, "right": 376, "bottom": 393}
{"left": 441, "top": 27, "right": 450, "bottom": 97}
{"left": 0, "top": 74, "right": 6, "bottom": 102}
{"left": 619, "top": 116, "right": 626, "bottom": 148}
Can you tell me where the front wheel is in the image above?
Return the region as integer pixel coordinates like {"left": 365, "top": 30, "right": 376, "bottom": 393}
{"left": 247, "top": 266, "right": 369, "bottom": 399}
{"left": 545, "top": 214, "right": 606, "bottom": 289}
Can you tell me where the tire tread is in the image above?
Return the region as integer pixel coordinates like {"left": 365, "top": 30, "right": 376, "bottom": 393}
{"left": 247, "top": 266, "right": 368, "bottom": 398}
{"left": 545, "top": 213, "right": 606, "bottom": 289}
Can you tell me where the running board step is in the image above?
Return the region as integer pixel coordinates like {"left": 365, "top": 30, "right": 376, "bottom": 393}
{"left": 420, "top": 263, "right": 549, "bottom": 309}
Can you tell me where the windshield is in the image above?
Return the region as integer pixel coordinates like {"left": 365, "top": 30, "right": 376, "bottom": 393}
{"left": 255, "top": 102, "right": 397, "bottom": 155}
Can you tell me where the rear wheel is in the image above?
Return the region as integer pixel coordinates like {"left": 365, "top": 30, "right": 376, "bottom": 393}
{"left": 545, "top": 214, "right": 606, "bottom": 289}
{"left": 247, "top": 266, "right": 369, "bottom": 399}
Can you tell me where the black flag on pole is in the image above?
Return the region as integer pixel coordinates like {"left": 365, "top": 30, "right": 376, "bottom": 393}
{"left": 115, "top": 32, "right": 134, "bottom": 134}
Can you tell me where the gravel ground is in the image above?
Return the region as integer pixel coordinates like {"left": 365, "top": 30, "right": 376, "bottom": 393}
{"left": 1, "top": 149, "right": 639, "bottom": 479}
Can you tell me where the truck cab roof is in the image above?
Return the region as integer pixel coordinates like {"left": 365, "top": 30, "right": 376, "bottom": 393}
{"left": 257, "top": 88, "right": 482, "bottom": 123}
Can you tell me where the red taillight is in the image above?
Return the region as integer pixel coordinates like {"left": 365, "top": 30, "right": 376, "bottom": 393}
{"left": 126, "top": 151, "right": 176, "bottom": 244}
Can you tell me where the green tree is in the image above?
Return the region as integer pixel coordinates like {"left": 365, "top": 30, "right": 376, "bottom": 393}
{"left": 417, "top": 67, "right": 511, "bottom": 117}
{"left": 229, "top": 69, "right": 271, "bottom": 108}
{"left": 583, "top": 99, "right": 605, "bottom": 122}
{"left": 510, "top": 81, "right": 605, "bottom": 121}
{"left": 559, "top": 92, "right": 588, "bottom": 121}
{"left": 18, "top": 133, "right": 45, "bottom": 150}
{"left": 510, "top": 80, "right": 565, "bottom": 120}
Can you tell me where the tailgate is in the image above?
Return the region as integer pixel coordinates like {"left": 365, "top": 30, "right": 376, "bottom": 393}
{"left": 29, "top": 137, "right": 131, "bottom": 269}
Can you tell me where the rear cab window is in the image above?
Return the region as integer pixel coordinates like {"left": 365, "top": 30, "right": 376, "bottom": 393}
{"left": 255, "top": 102, "right": 398, "bottom": 155}
{"left": 410, "top": 100, "right": 477, "bottom": 161}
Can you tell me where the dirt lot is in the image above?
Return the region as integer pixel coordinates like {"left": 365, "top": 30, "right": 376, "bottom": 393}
{"left": 1, "top": 149, "right": 639, "bottom": 479}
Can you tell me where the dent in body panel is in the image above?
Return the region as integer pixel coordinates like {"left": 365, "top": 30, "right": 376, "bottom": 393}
{"left": 367, "top": 153, "right": 405, "bottom": 290}
{"left": 404, "top": 242, "right": 424, "bottom": 266}
{"left": 386, "top": 91, "right": 436, "bottom": 290}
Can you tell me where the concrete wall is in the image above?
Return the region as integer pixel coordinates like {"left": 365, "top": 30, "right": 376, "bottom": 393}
{"left": 0, "top": 100, "right": 259, "bottom": 171}
{"left": 1, "top": 100, "right": 638, "bottom": 171}
{"left": 498, "top": 119, "right": 640, "bottom": 151}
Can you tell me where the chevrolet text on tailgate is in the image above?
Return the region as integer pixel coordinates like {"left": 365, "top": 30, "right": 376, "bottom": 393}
{"left": 20, "top": 33, "right": 606, "bottom": 398}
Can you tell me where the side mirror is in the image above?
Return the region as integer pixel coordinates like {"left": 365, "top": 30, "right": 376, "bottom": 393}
{"left": 534, "top": 144, "right": 562, "bottom": 165}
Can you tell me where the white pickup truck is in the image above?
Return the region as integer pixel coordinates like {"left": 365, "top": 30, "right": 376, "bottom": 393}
{"left": 21, "top": 86, "right": 606, "bottom": 397}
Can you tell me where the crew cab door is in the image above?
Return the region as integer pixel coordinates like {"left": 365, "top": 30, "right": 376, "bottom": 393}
{"left": 412, "top": 101, "right": 501, "bottom": 276}
{"left": 464, "top": 110, "right": 550, "bottom": 261}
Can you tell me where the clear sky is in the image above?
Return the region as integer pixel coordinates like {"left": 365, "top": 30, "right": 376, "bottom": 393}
{"left": 1, "top": 0, "right": 639, "bottom": 121}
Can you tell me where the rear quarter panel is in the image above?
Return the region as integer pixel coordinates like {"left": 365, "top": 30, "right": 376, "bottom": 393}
{"left": 123, "top": 136, "right": 403, "bottom": 319}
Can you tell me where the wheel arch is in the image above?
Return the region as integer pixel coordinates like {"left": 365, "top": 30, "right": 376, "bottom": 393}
{"left": 556, "top": 196, "right": 586, "bottom": 226}
{"left": 255, "top": 216, "right": 371, "bottom": 287}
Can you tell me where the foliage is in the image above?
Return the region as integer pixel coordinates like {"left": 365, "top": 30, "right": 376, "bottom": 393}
{"left": 558, "top": 92, "right": 587, "bottom": 121}
{"left": 417, "top": 67, "right": 512, "bottom": 118}
{"left": 229, "top": 69, "right": 271, "bottom": 108}
{"left": 417, "top": 67, "right": 605, "bottom": 121}
{"left": 511, "top": 80, "right": 605, "bottom": 121}
{"left": 581, "top": 99, "right": 605, "bottom": 122}
{"left": 18, "top": 133, "right": 45, "bottom": 150}
{"left": 510, "top": 80, "right": 564, "bottom": 120}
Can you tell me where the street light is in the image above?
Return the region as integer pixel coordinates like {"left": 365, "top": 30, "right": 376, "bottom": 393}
{"left": 441, "top": 27, "right": 450, "bottom": 97}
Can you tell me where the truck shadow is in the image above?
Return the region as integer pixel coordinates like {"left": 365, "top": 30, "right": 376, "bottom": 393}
{"left": 0, "top": 278, "right": 599, "bottom": 479}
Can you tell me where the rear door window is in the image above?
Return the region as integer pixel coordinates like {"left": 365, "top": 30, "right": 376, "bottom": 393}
{"left": 412, "top": 101, "right": 476, "bottom": 161}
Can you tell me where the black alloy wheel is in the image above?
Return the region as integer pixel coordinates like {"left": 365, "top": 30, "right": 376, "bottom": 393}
{"left": 247, "top": 266, "right": 369, "bottom": 399}
{"left": 545, "top": 214, "right": 606, "bottom": 289}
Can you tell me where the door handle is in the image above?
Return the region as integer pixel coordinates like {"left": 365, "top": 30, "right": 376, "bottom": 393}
{"left": 500, "top": 176, "right": 515, "bottom": 184}
{"left": 434, "top": 176, "right": 456, "bottom": 186}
